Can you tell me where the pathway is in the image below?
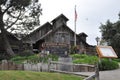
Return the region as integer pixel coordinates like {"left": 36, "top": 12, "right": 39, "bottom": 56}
{"left": 100, "top": 69, "right": 120, "bottom": 80}
{"left": 74, "top": 69, "right": 120, "bottom": 80}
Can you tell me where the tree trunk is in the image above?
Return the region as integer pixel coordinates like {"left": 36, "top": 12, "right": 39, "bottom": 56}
{"left": 1, "top": 30, "right": 15, "bottom": 56}
{"left": 0, "top": 10, "right": 15, "bottom": 56}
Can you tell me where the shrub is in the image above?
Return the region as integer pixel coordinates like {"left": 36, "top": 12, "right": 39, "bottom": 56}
{"left": 10, "top": 56, "right": 27, "bottom": 64}
{"left": 10, "top": 54, "right": 59, "bottom": 64}
{"left": 48, "top": 54, "right": 58, "bottom": 61}
{"left": 72, "top": 54, "right": 98, "bottom": 64}
{"left": 27, "top": 55, "right": 40, "bottom": 62}
{"left": 99, "top": 59, "right": 119, "bottom": 71}
{"left": 10, "top": 55, "right": 41, "bottom": 64}
{"left": 71, "top": 54, "right": 119, "bottom": 70}
{"left": 113, "top": 58, "right": 120, "bottom": 62}
{"left": 71, "top": 54, "right": 88, "bottom": 59}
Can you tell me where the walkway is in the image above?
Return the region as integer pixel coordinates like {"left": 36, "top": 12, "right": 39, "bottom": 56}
{"left": 74, "top": 69, "right": 120, "bottom": 80}
{"left": 100, "top": 69, "right": 120, "bottom": 80}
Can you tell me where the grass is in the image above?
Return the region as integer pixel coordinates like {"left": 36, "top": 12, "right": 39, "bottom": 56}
{"left": 71, "top": 54, "right": 98, "bottom": 64}
{"left": 0, "top": 71, "right": 83, "bottom": 80}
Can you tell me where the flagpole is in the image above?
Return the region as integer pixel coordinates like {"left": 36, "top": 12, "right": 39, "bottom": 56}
{"left": 74, "top": 18, "right": 76, "bottom": 46}
{"left": 74, "top": 5, "right": 77, "bottom": 47}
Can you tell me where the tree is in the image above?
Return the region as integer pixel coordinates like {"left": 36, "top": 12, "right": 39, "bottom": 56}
{"left": 0, "top": 0, "right": 42, "bottom": 56}
{"left": 100, "top": 14, "right": 120, "bottom": 57}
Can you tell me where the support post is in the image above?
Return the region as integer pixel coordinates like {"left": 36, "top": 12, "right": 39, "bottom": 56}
{"left": 95, "top": 63, "right": 100, "bottom": 80}
{"left": 48, "top": 58, "right": 51, "bottom": 72}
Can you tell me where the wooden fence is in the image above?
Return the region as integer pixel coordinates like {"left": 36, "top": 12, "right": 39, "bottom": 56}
{"left": 49, "top": 60, "right": 99, "bottom": 80}
{"left": 49, "top": 61, "right": 95, "bottom": 72}
{"left": 0, "top": 60, "right": 48, "bottom": 72}
{"left": 0, "top": 60, "right": 24, "bottom": 70}
{"left": 24, "top": 62, "right": 48, "bottom": 72}
{"left": 0, "top": 60, "right": 99, "bottom": 80}
{"left": 0, "top": 60, "right": 95, "bottom": 72}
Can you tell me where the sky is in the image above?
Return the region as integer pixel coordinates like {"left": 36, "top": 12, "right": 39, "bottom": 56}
{"left": 39, "top": 0, "right": 120, "bottom": 45}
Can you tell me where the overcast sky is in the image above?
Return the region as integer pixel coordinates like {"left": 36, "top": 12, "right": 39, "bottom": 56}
{"left": 39, "top": 0, "right": 120, "bottom": 45}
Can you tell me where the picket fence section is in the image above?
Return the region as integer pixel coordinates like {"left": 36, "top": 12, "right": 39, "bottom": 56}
{"left": 24, "top": 63, "right": 48, "bottom": 72}
{"left": 0, "top": 59, "right": 95, "bottom": 72}
{"left": 0, "top": 59, "right": 99, "bottom": 80}
{"left": 0, "top": 60, "right": 48, "bottom": 72}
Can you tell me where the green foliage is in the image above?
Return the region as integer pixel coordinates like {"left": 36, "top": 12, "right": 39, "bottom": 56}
{"left": 71, "top": 54, "right": 98, "bottom": 64}
{"left": 70, "top": 46, "right": 78, "bottom": 54}
{"left": 10, "top": 56, "right": 27, "bottom": 64}
{"left": 48, "top": 54, "right": 59, "bottom": 61}
{"left": 71, "top": 54, "right": 88, "bottom": 59}
{"left": 10, "top": 55, "right": 41, "bottom": 64}
{"left": 27, "top": 55, "right": 40, "bottom": 62}
{"left": 113, "top": 58, "right": 120, "bottom": 62}
{"left": 99, "top": 14, "right": 120, "bottom": 57}
{"left": 71, "top": 54, "right": 119, "bottom": 70}
{"left": 99, "top": 59, "right": 119, "bottom": 71}
{"left": 10, "top": 54, "right": 59, "bottom": 64}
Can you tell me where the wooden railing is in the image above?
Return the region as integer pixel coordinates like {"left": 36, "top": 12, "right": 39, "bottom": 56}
{"left": 48, "top": 60, "right": 95, "bottom": 72}
{"left": 48, "top": 60, "right": 99, "bottom": 80}
{"left": 0, "top": 59, "right": 99, "bottom": 80}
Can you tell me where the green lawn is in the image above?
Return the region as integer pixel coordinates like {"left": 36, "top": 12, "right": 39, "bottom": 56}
{"left": 0, "top": 71, "right": 83, "bottom": 80}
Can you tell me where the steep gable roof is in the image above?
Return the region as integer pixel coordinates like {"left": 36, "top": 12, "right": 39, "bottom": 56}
{"left": 51, "top": 14, "right": 69, "bottom": 23}
{"left": 30, "top": 22, "right": 52, "bottom": 36}
{"left": 22, "top": 22, "right": 52, "bottom": 40}
{"left": 78, "top": 32, "right": 88, "bottom": 37}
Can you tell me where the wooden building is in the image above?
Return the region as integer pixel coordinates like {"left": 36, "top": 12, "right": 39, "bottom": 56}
{"left": 22, "top": 14, "right": 95, "bottom": 56}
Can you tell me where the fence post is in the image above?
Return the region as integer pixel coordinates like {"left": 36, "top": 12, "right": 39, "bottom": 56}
{"left": 95, "top": 63, "right": 100, "bottom": 80}
{"left": 1, "top": 60, "right": 8, "bottom": 70}
{"left": 48, "top": 58, "right": 51, "bottom": 72}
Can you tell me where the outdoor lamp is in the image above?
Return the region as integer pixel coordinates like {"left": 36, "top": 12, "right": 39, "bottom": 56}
{"left": 96, "top": 37, "right": 100, "bottom": 45}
